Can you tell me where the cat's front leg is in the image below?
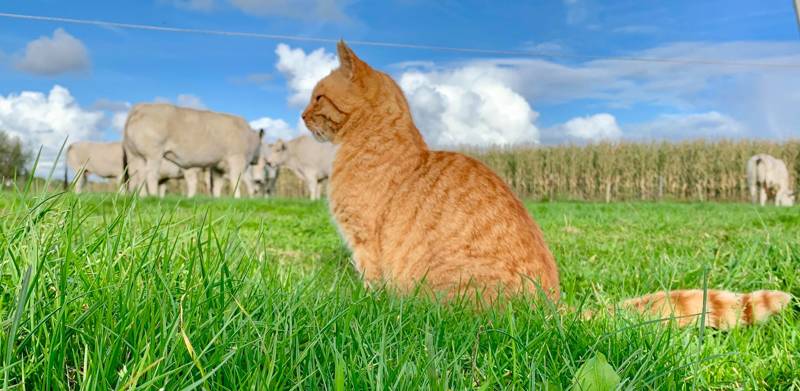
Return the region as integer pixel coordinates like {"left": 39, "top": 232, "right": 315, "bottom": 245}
{"left": 351, "top": 246, "right": 382, "bottom": 289}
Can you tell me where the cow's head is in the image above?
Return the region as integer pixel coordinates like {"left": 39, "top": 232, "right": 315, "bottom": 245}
{"left": 265, "top": 139, "right": 289, "bottom": 167}
{"left": 778, "top": 191, "right": 796, "bottom": 207}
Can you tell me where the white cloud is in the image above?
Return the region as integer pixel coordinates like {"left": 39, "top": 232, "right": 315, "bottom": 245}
{"left": 228, "top": 0, "right": 353, "bottom": 22}
{"left": 629, "top": 111, "right": 745, "bottom": 140}
{"left": 15, "top": 28, "right": 90, "bottom": 76}
{"left": 0, "top": 86, "right": 105, "bottom": 172}
{"left": 270, "top": 41, "right": 798, "bottom": 145}
{"left": 274, "top": 44, "right": 338, "bottom": 107}
{"left": 249, "top": 116, "right": 307, "bottom": 142}
{"left": 399, "top": 65, "right": 540, "bottom": 146}
{"left": 494, "top": 41, "right": 800, "bottom": 107}
{"left": 154, "top": 94, "right": 207, "bottom": 110}
{"left": 91, "top": 99, "right": 131, "bottom": 132}
{"left": 111, "top": 111, "right": 129, "bottom": 131}
{"left": 558, "top": 113, "right": 621, "bottom": 141}
{"left": 273, "top": 44, "right": 540, "bottom": 146}
{"left": 478, "top": 41, "right": 800, "bottom": 139}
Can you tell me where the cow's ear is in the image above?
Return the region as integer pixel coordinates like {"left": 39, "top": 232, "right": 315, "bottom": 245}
{"left": 259, "top": 128, "right": 265, "bottom": 139}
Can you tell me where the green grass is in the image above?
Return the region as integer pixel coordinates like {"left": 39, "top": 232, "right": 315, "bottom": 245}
{"left": 1, "top": 190, "right": 798, "bottom": 389}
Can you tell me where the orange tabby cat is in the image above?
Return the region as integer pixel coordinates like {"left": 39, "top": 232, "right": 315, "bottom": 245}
{"left": 301, "top": 41, "right": 791, "bottom": 327}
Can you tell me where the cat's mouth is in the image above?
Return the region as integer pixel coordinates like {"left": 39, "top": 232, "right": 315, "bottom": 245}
{"left": 309, "top": 128, "right": 328, "bottom": 143}
{"left": 307, "top": 115, "right": 341, "bottom": 143}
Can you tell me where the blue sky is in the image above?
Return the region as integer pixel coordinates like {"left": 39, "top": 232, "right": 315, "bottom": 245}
{"left": 1, "top": 0, "right": 799, "bottom": 169}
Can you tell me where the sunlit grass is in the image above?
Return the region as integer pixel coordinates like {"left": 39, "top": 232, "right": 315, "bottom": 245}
{"left": 1, "top": 189, "right": 798, "bottom": 389}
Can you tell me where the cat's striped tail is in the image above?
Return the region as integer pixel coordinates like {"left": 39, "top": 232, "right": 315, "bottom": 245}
{"left": 583, "top": 289, "right": 793, "bottom": 330}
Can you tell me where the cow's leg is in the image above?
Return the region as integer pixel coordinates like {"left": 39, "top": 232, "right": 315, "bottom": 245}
{"left": 184, "top": 169, "right": 198, "bottom": 197}
{"left": 158, "top": 182, "right": 167, "bottom": 197}
{"left": 114, "top": 175, "right": 126, "bottom": 194}
{"left": 74, "top": 170, "right": 87, "bottom": 193}
{"left": 211, "top": 170, "right": 224, "bottom": 198}
{"left": 130, "top": 174, "right": 145, "bottom": 196}
{"left": 759, "top": 187, "right": 767, "bottom": 207}
{"left": 304, "top": 170, "right": 319, "bottom": 200}
{"left": 226, "top": 157, "right": 247, "bottom": 199}
{"left": 316, "top": 178, "right": 325, "bottom": 200}
{"left": 749, "top": 184, "right": 758, "bottom": 204}
{"left": 242, "top": 170, "right": 257, "bottom": 197}
{"left": 145, "top": 158, "right": 162, "bottom": 197}
{"left": 203, "top": 169, "right": 212, "bottom": 195}
{"left": 266, "top": 167, "right": 279, "bottom": 197}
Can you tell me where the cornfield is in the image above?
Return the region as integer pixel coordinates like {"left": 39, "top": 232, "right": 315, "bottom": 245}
{"left": 465, "top": 139, "right": 800, "bottom": 202}
{"left": 50, "top": 139, "right": 799, "bottom": 202}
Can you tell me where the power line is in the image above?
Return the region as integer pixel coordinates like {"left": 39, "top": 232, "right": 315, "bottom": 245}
{"left": 1, "top": 11, "right": 800, "bottom": 69}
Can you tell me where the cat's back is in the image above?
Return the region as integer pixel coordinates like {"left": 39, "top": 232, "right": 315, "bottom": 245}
{"left": 381, "top": 150, "right": 560, "bottom": 300}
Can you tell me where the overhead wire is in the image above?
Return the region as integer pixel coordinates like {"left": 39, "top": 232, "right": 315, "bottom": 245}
{"left": 1, "top": 11, "right": 799, "bottom": 69}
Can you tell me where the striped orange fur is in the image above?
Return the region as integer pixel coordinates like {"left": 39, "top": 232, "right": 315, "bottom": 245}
{"left": 300, "top": 41, "right": 792, "bottom": 328}
{"left": 302, "top": 41, "right": 559, "bottom": 303}
{"left": 585, "top": 290, "right": 792, "bottom": 330}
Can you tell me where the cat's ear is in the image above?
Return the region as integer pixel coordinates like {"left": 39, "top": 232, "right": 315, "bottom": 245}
{"left": 337, "top": 40, "right": 367, "bottom": 80}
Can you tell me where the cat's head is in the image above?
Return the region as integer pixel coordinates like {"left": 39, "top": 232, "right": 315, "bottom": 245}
{"left": 302, "top": 41, "right": 408, "bottom": 143}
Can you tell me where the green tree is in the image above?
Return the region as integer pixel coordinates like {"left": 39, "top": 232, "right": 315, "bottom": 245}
{"left": 0, "top": 130, "right": 32, "bottom": 181}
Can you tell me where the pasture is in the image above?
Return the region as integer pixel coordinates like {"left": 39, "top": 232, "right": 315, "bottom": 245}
{"left": 1, "top": 189, "right": 798, "bottom": 389}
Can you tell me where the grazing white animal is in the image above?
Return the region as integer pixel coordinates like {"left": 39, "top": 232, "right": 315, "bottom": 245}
{"left": 126, "top": 155, "right": 204, "bottom": 197}
{"left": 253, "top": 143, "right": 280, "bottom": 197}
{"left": 200, "top": 164, "right": 267, "bottom": 197}
{"left": 747, "top": 154, "right": 795, "bottom": 206}
{"left": 67, "top": 141, "right": 201, "bottom": 196}
{"left": 264, "top": 135, "right": 337, "bottom": 200}
{"left": 66, "top": 141, "right": 124, "bottom": 193}
{"left": 261, "top": 163, "right": 280, "bottom": 197}
{"left": 122, "top": 103, "right": 263, "bottom": 198}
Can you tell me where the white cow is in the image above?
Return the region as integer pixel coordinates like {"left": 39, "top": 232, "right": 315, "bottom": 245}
{"left": 261, "top": 163, "right": 280, "bottom": 197}
{"left": 66, "top": 141, "right": 124, "bottom": 193}
{"left": 747, "top": 154, "right": 795, "bottom": 206}
{"left": 123, "top": 103, "right": 263, "bottom": 198}
{"left": 200, "top": 165, "right": 267, "bottom": 198}
{"left": 264, "top": 135, "right": 337, "bottom": 200}
{"left": 67, "top": 141, "right": 201, "bottom": 196}
{"left": 126, "top": 155, "right": 203, "bottom": 197}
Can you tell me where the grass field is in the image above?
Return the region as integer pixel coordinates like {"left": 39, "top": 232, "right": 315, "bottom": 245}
{"left": 1, "top": 189, "right": 798, "bottom": 389}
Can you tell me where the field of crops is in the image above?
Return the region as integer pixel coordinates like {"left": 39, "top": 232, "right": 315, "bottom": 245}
{"left": 469, "top": 140, "right": 800, "bottom": 202}
{"left": 1, "top": 189, "right": 798, "bottom": 389}
{"left": 60, "top": 140, "right": 800, "bottom": 203}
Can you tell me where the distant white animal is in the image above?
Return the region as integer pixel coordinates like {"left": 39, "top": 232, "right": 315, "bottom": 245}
{"left": 66, "top": 141, "right": 125, "bottom": 193}
{"left": 262, "top": 164, "right": 280, "bottom": 197}
{"left": 747, "top": 154, "right": 795, "bottom": 207}
{"left": 200, "top": 165, "right": 267, "bottom": 198}
{"left": 67, "top": 141, "right": 202, "bottom": 196}
{"left": 126, "top": 155, "right": 203, "bottom": 197}
{"left": 264, "top": 135, "right": 337, "bottom": 200}
{"left": 122, "top": 103, "right": 263, "bottom": 198}
{"left": 253, "top": 142, "right": 280, "bottom": 197}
